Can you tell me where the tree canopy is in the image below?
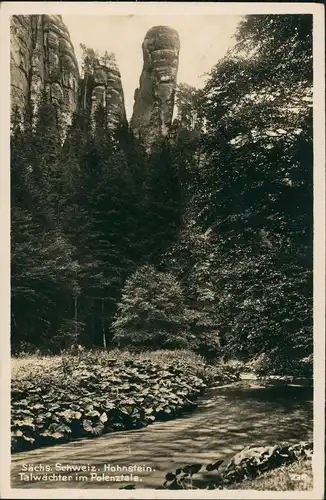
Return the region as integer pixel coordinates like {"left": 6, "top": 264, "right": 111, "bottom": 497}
{"left": 11, "top": 15, "right": 313, "bottom": 375}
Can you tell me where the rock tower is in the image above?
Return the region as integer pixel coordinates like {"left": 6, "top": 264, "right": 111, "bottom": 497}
{"left": 10, "top": 18, "right": 180, "bottom": 146}
{"left": 130, "top": 26, "right": 180, "bottom": 149}
{"left": 10, "top": 15, "right": 79, "bottom": 131}
{"left": 78, "top": 52, "right": 127, "bottom": 130}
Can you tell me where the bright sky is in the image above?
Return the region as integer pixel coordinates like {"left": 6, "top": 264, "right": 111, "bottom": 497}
{"left": 63, "top": 15, "right": 241, "bottom": 120}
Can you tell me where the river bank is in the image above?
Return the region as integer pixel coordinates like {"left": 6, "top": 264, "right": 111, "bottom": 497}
{"left": 11, "top": 349, "right": 239, "bottom": 454}
{"left": 161, "top": 440, "right": 313, "bottom": 490}
{"left": 11, "top": 378, "right": 313, "bottom": 489}
{"left": 227, "top": 457, "right": 312, "bottom": 491}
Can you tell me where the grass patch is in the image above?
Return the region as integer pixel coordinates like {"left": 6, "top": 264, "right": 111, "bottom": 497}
{"left": 228, "top": 458, "right": 313, "bottom": 491}
{"left": 11, "top": 348, "right": 239, "bottom": 453}
{"left": 12, "top": 349, "right": 204, "bottom": 381}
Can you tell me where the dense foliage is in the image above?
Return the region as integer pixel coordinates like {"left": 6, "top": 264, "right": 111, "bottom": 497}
{"left": 11, "top": 349, "right": 238, "bottom": 453}
{"left": 11, "top": 15, "right": 313, "bottom": 374}
{"left": 112, "top": 265, "right": 194, "bottom": 349}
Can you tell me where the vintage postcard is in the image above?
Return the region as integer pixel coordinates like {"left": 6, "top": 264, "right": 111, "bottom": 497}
{"left": 0, "top": 1, "right": 325, "bottom": 499}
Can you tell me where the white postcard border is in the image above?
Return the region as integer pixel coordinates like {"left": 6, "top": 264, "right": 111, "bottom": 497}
{"left": 0, "top": 3, "right": 324, "bottom": 499}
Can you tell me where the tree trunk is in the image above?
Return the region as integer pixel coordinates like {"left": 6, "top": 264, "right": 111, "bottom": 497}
{"left": 74, "top": 295, "right": 78, "bottom": 344}
{"left": 83, "top": 74, "right": 88, "bottom": 110}
{"left": 102, "top": 298, "right": 106, "bottom": 348}
{"left": 91, "top": 300, "right": 95, "bottom": 346}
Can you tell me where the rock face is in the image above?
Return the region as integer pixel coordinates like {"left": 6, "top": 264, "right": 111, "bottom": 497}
{"left": 10, "top": 20, "right": 178, "bottom": 140}
{"left": 78, "top": 52, "right": 127, "bottom": 130}
{"left": 131, "top": 26, "right": 180, "bottom": 148}
{"left": 10, "top": 15, "right": 79, "bottom": 131}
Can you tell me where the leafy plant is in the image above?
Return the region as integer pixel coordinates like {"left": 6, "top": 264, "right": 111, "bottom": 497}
{"left": 11, "top": 349, "right": 235, "bottom": 453}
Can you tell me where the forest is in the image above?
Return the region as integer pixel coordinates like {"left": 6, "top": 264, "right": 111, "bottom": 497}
{"left": 11, "top": 14, "right": 313, "bottom": 377}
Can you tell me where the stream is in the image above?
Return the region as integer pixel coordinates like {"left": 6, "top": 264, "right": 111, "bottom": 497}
{"left": 11, "top": 381, "right": 313, "bottom": 489}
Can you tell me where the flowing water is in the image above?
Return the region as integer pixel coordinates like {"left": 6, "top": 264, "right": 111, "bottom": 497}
{"left": 11, "top": 381, "right": 313, "bottom": 489}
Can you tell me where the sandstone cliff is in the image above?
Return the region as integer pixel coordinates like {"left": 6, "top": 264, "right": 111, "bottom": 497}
{"left": 130, "top": 26, "right": 180, "bottom": 149}
{"left": 11, "top": 20, "right": 179, "bottom": 141}
{"left": 78, "top": 52, "right": 127, "bottom": 130}
{"left": 10, "top": 15, "right": 79, "bottom": 131}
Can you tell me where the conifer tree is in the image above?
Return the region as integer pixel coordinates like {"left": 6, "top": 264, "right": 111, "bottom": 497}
{"left": 65, "top": 105, "right": 143, "bottom": 345}
{"left": 11, "top": 104, "right": 81, "bottom": 350}
{"left": 144, "top": 138, "right": 184, "bottom": 265}
{"left": 112, "top": 265, "right": 195, "bottom": 349}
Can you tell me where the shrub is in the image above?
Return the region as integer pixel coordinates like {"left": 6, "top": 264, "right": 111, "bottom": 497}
{"left": 247, "top": 350, "right": 313, "bottom": 377}
{"left": 11, "top": 349, "right": 237, "bottom": 453}
{"left": 112, "top": 265, "right": 197, "bottom": 350}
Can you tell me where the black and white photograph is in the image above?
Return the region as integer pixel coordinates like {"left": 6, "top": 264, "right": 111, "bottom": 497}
{"left": 1, "top": 1, "right": 325, "bottom": 498}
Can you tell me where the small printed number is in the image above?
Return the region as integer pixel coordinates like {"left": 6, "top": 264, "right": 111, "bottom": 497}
{"left": 289, "top": 473, "right": 309, "bottom": 481}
